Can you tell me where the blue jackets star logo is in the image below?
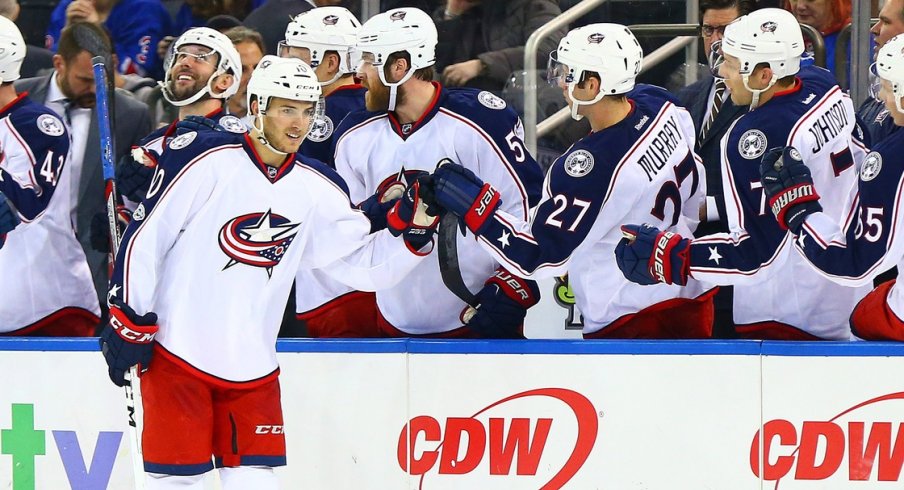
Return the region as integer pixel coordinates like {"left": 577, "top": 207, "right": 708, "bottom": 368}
{"left": 218, "top": 210, "right": 300, "bottom": 277}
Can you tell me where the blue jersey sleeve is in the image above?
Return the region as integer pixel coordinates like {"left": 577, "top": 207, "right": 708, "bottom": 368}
{"left": 0, "top": 107, "right": 69, "bottom": 221}
{"left": 44, "top": 0, "right": 69, "bottom": 51}
{"left": 110, "top": 0, "right": 173, "bottom": 78}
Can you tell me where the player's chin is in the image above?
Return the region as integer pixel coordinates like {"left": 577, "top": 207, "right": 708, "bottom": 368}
{"left": 280, "top": 134, "right": 304, "bottom": 152}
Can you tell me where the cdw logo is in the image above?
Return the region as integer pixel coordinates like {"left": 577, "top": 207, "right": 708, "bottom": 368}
{"left": 751, "top": 392, "right": 904, "bottom": 486}
{"left": 397, "top": 388, "right": 598, "bottom": 488}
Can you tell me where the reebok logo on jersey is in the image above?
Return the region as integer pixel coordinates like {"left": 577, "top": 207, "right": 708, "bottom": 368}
{"left": 218, "top": 209, "right": 300, "bottom": 277}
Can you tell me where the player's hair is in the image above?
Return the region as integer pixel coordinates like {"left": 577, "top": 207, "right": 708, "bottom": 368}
{"left": 386, "top": 51, "right": 434, "bottom": 82}
{"left": 56, "top": 22, "right": 113, "bottom": 63}
{"left": 575, "top": 70, "right": 628, "bottom": 101}
{"left": 752, "top": 62, "right": 796, "bottom": 86}
{"left": 699, "top": 0, "right": 756, "bottom": 19}
{"left": 0, "top": 0, "right": 17, "bottom": 19}
{"left": 224, "top": 26, "right": 265, "bottom": 57}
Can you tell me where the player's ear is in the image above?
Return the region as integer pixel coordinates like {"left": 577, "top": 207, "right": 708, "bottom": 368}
{"left": 325, "top": 52, "right": 340, "bottom": 73}
{"left": 52, "top": 54, "right": 65, "bottom": 73}
{"left": 212, "top": 73, "right": 235, "bottom": 96}
{"left": 249, "top": 97, "right": 260, "bottom": 116}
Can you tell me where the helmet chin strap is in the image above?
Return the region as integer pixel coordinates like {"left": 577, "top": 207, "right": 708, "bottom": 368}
{"left": 252, "top": 108, "right": 289, "bottom": 156}
{"left": 741, "top": 73, "right": 777, "bottom": 111}
{"left": 161, "top": 68, "right": 228, "bottom": 107}
{"left": 378, "top": 66, "right": 416, "bottom": 111}
{"left": 566, "top": 83, "right": 606, "bottom": 121}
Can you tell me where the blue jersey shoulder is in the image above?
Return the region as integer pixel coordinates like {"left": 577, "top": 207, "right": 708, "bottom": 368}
{"left": 628, "top": 83, "right": 680, "bottom": 105}
{"left": 154, "top": 130, "right": 244, "bottom": 172}
{"left": 440, "top": 87, "right": 521, "bottom": 131}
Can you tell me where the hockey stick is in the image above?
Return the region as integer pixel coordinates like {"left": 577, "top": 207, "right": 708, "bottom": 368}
{"left": 437, "top": 213, "right": 478, "bottom": 307}
{"left": 93, "top": 55, "right": 145, "bottom": 490}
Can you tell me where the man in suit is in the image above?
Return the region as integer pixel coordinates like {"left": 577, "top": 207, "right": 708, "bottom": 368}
{"left": 676, "top": 0, "right": 754, "bottom": 338}
{"left": 15, "top": 22, "right": 152, "bottom": 312}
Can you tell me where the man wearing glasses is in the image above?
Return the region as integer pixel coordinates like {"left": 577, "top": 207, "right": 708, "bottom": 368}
{"left": 676, "top": 0, "right": 755, "bottom": 338}
{"left": 114, "top": 27, "right": 246, "bottom": 211}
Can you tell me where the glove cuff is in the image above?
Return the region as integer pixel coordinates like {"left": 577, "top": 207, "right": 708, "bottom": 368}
{"left": 485, "top": 267, "right": 540, "bottom": 308}
{"left": 649, "top": 231, "right": 690, "bottom": 285}
{"left": 109, "top": 307, "right": 159, "bottom": 344}
{"left": 463, "top": 184, "right": 501, "bottom": 235}
{"left": 769, "top": 183, "right": 820, "bottom": 231}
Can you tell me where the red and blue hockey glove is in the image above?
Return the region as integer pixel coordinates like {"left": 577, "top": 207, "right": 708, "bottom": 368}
{"left": 759, "top": 146, "right": 822, "bottom": 235}
{"left": 432, "top": 159, "right": 501, "bottom": 236}
{"left": 615, "top": 224, "right": 690, "bottom": 286}
{"left": 100, "top": 297, "right": 159, "bottom": 387}
{"left": 464, "top": 267, "right": 540, "bottom": 338}
{"left": 0, "top": 191, "right": 21, "bottom": 249}
{"left": 358, "top": 171, "right": 427, "bottom": 233}
{"left": 386, "top": 174, "right": 440, "bottom": 251}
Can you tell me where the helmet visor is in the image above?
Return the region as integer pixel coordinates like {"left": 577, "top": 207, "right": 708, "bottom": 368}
{"left": 869, "top": 62, "right": 882, "bottom": 102}
{"left": 547, "top": 51, "right": 569, "bottom": 88}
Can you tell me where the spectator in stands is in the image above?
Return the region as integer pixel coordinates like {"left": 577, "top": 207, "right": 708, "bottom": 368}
{"left": 860, "top": 0, "right": 904, "bottom": 144}
{"left": 16, "top": 22, "right": 152, "bottom": 311}
{"left": 224, "top": 26, "right": 264, "bottom": 119}
{"left": 172, "top": 0, "right": 261, "bottom": 35}
{"left": 0, "top": 0, "right": 53, "bottom": 78}
{"left": 676, "top": 0, "right": 755, "bottom": 338}
{"left": 432, "top": 0, "right": 566, "bottom": 93}
{"left": 785, "top": 0, "right": 851, "bottom": 75}
{"left": 45, "top": 0, "right": 173, "bottom": 79}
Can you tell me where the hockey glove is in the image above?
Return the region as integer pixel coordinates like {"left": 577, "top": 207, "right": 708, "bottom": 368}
{"left": 615, "top": 224, "right": 690, "bottom": 286}
{"left": 759, "top": 146, "right": 822, "bottom": 235}
{"left": 116, "top": 149, "right": 158, "bottom": 203}
{"left": 464, "top": 267, "right": 540, "bottom": 339}
{"left": 0, "top": 191, "right": 21, "bottom": 248}
{"left": 432, "top": 159, "right": 501, "bottom": 236}
{"left": 100, "top": 297, "right": 159, "bottom": 387}
{"left": 173, "top": 115, "right": 225, "bottom": 135}
{"left": 387, "top": 174, "right": 440, "bottom": 251}
{"left": 358, "top": 171, "right": 426, "bottom": 233}
{"left": 90, "top": 206, "right": 131, "bottom": 253}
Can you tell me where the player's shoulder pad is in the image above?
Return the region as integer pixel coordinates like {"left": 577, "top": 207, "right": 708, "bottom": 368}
{"left": 154, "top": 130, "right": 244, "bottom": 173}
{"left": 9, "top": 98, "right": 68, "bottom": 142}
{"left": 726, "top": 108, "right": 789, "bottom": 162}
{"left": 797, "top": 63, "right": 837, "bottom": 91}
{"left": 627, "top": 83, "right": 680, "bottom": 106}
{"left": 549, "top": 136, "right": 616, "bottom": 189}
{"left": 295, "top": 153, "right": 351, "bottom": 197}
{"left": 441, "top": 87, "right": 520, "bottom": 129}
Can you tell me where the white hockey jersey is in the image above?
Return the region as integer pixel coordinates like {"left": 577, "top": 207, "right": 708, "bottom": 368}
{"left": 688, "top": 65, "right": 870, "bottom": 339}
{"left": 471, "top": 85, "right": 711, "bottom": 334}
{"left": 0, "top": 94, "right": 100, "bottom": 332}
{"left": 111, "top": 130, "right": 425, "bottom": 383}
{"left": 312, "top": 85, "right": 544, "bottom": 335}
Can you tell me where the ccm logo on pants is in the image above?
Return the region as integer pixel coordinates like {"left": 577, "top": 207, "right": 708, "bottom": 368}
{"left": 254, "top": 425, "right": 284, "bottom": 434}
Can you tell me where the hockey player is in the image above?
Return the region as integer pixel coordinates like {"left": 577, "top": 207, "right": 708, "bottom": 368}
{"left": 428, "top": 24, "right": 716, "bottom": 338}
{"left": 279, "top": 6, "right": 365, "bottom": 164}
{"left": 614, "top": 8, "right": 869, "bottom": 340}
{"left": 99, "top": 56, "right": 434, "bottom": 488}
{"left": 116, "top": 27, "right": 246, "bottom": 207}
{"left": 758, "top": 33, "right": 904, "bottom": 341}
{"left": 327, "top": 7, "right": 544, "bottom": 338}
{"left": 279, "top": 6, "right": 372, "bottom": 337}
{"left": 0, "top": 16, "right": 100, "bottom": 336}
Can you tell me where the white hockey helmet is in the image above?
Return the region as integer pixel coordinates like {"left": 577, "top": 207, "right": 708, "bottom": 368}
{"left": 875, "top": 34, "right": 904, "bottom": 115}
{"left": 548, "top": 23, "right": 643, "bottom": 120}
{"left": 280, "top": 6, "right": 361, "bottom": 84}
{"left": 721, "top": 8, "right": 803, "bottom": 108}
{"left": 162, "top": 27, "right": 243, "bottom": 107}
{"left": 0, "top": 16, "right": 26, "bottom": 83}
{"left": 355, "top": 7, "right": 437, "bottom": 110}
{"left": 247, "top": 55, "right": 322, "bottom": 155}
